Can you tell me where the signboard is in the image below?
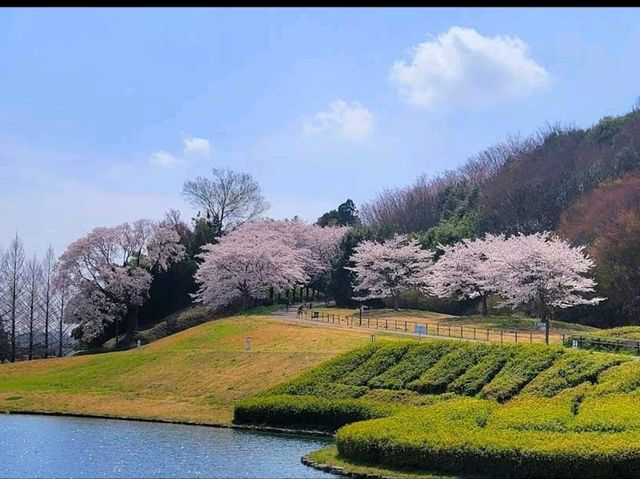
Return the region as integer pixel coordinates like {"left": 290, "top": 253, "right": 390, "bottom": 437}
{"left": 415, "top": 325, "right": 427, "bottom": 336}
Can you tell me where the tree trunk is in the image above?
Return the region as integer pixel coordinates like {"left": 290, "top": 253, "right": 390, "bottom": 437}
{"left": 58, "top": 294, "right": 64, "bottom": 358}
{"left": 44, "top": 300, "right": 49, "bottom": 359}
{"left": 544, "top": 317, "right": 550, "bottom": 345}
{"left": 480, "top": 295, "right": 488, "bottom": 316}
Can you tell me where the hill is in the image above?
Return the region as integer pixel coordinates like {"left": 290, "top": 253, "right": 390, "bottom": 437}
{"left": 0, "top": 313, "right": 387, "bottom": 425}
{"left": 359, "top": 107, "right": 640, "bottom": 328}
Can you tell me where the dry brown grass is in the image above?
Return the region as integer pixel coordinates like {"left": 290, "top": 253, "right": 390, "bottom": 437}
{"left": 0, "top": 315, "right": 377, "bottom": 425}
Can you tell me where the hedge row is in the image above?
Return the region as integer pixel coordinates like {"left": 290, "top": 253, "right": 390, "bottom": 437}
{"left": 233, "top": 394, "right": 400, "bottom": 432}
{"left": 479, "top": 344, "right": 563, "bottom": 402}
{"left": 521, "top": 351, "right": 627, "bottom": 397}
{"left": 448, "top": 346, "right": 511, "bottom": 396}
{"left": 367, "top": 342, "right": 453, "bottom": 390}
{"left": 336, "top": 398, "right": 640, "bottom": 478}
{"left": 341, "top": 343, "right": 412, "bottom": 386}
{"left": 407, "top": 343, "right": 488, "bottom": 394}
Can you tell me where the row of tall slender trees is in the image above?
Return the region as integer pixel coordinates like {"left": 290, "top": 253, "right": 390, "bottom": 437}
{"left": 0, "top": 235, "right": 70, "bottom": 362}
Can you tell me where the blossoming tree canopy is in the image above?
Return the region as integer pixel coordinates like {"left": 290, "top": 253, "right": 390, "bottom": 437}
{"left": 347, "top": 234, "right": 434, "bottom": 310}
{"left": 54, "top": 219, "right": 185, "bottom": 341}
{"left": 193, "top": 219, "right": 348, "bottom": 312}
{"left": 428, "top": 233, "right": 506, "bottom": 315}
{"left": 491, "top": 232, "right": 604, "bottom": 343}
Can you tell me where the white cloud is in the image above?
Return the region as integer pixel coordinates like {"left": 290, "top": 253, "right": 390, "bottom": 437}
{"left": 304, "top": 100, "right": 375, "bottom": 141}
{"left": 389, "top": 26, "right": 550, "bottom": 109}
{"left": 149, "top": 150, "right": 181, "bottom": 168}
{"left": 182, "top": 135, "right": 211, "bottom": 157}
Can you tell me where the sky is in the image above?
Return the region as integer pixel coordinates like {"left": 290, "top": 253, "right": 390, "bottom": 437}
{"left": 2, "top": 7, "right": 640, "bottom": 255}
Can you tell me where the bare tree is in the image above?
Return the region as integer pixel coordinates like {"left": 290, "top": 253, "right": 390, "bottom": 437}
{"left": 182, "top": 168, "right": 269, "bottom": 235}
{"left": 1, "top": 235, "right": 25, "bottom": 362}
{"left": 24, "top": 254, "right": 42, "bottom": 360}
{"left": 41, "top": 246, "right": 55, "bottom": 358}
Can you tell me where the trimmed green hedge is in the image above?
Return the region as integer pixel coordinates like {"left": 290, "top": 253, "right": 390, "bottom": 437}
{"left": 407, "top": 343, "right": 488, "bottom": 394}
{"left": 341, "top": 343, "right": 411, "bottom": 386}
{"left": 367, "top": 342, "right": 452, "bottom": 390}
{"left": 233, "top": 394, "right": 400, "bottom": 432}
{"left": 480, "top": 345, "right": 562, "bottom": 402}
{"left": 521, "top": 351, "right": 627, "bottom": 397}
{"left": 448, "top": 346, "right": 510, "bottom": 396}
{"left": 336, "top": 398, "right": 640, "bottom": 479}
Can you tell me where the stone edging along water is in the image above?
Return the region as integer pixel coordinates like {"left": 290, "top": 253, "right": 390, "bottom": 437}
{"left": 0, "top": 409, "right": 332, "bottom": 437}
{"left": 301, "top": 454, "right": 397, "bottom": 479}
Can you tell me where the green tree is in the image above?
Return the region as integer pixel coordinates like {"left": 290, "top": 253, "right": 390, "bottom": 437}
{"left": 328, "top": 225, "right": 375, "bottom": 307}
{"left": 317, "top": 199, "right": 361, "bottom": 227}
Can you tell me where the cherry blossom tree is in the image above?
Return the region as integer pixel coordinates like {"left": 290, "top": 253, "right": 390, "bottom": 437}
{"left": 54, "top": 220, "right": 185, "bottom": 343}
{"left": 194, "top": 222, "right": 308, "bottom": 311}
{"left": 194, "top": 219, "right": 348, "bottom": 311}
{"left": 347, "top": 234, "right": 434, "bottom": 310}
{"left": 491, "top": 232, "right": 604, "bottom": 344}
{"left": 428, "top": 234, "right": 505, "bottom": 315}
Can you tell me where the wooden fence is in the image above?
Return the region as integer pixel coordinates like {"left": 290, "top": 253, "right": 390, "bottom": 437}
{"left": 298, "top": 310, "right": 566, "bottom": 345}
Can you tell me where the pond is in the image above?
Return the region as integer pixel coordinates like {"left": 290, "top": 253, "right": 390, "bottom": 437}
{"left": 0, "top": 414, "right": 337, "bottom": 478}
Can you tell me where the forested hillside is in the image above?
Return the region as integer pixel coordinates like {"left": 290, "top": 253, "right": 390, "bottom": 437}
{"left": 353, "top": 106, "right": 640, "bottom": 327}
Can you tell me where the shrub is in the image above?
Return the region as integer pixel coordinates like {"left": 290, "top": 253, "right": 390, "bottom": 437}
{"left": 407, "top": 343, "right": 488, "bottom": 394}
{"left": 336, "top": 398, "right": 640, "bottom": 479}
{"left": 480, "top": 345, "right": 563, "bottom": 402}
{"left": 340, "top": 343, "right": 412, "bottom": 386}
{"left": 573, "top": 395, "right": 640, "bottom": 432}
{"left": 359, "top": 389, "right": 453, "bottom": 406}
{"left": 591, "top": 361, "right": 640, "bottom": 395}
{"left": 267, "top": 342, "right": 380, "bottom": 396}
{"left": 367, "top": 341, "right": 453, "bottom": 390}
{"left": 522, "top": 351, "right": 626, "bottom": 397}
{"left": 233, "top": 394, "right": 399, "bottom": 432}
{"left": 447, "top": 346, "right": 510, "bottom": 396}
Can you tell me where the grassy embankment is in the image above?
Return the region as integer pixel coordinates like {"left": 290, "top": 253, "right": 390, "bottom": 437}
{"left": 0, "top": 313, "right": 398, "bottom": 425}
{"left": 235, "top": 339, "right": 640, "bottom": 478}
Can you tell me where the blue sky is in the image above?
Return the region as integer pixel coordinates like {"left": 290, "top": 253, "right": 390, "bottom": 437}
{"left": 2, "top": 7, "right": 640, "bottom": 255}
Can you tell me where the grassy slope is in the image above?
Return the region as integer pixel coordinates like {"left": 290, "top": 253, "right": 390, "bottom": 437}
{"left": 0, "top": 314, "right": 386, "bottom": 425}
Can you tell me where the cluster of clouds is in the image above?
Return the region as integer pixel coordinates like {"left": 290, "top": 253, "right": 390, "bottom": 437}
{"left": 151, "top": 26, "right": 550, "bottom": 166}
{"left": 302, "top": 26, "right": 549, "bottom": 142}
{"left": 150, "top": 134, "right": 211, "bottom": 168}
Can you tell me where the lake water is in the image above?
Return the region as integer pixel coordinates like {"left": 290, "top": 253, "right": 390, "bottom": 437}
{"left": 0, "top": 414, "right": 337, "bottom": 478}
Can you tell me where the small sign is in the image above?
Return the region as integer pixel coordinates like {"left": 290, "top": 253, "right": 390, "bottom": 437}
{"left": 245, "top": 337, "right": 252, "bottom": 351}
{"left": 370, "top": 335, "right": 376, "bottom": 342}
{"left": 538, "top": 322, "right": 547, "bottom": 332}
{"left": 136, "top": 340, "right": 141, "bottom": 349}
{"left": 415, "top": 325, "right": 427, "bottom": 336}
{"left": 572, "top": 339, "right": 579, "bottom": 350}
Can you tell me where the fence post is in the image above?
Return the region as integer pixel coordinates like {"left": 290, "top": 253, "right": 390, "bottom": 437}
{"left": 530, "top": 333, "right": 533, "bottom": 344}
{"left": 405, "top": 321, "right": 407, "bottom": 332}
{"left": 385, "top": 319, "right": 388, "bottom": 330}
{"left": 500, "top": 330, "right": 503, "bottom": 345}
{"left": 515, "top": 331, "right": 518, "bottom": 343}
{"left": 394, "top": 320, "right": 397, "bottom": 331}
{"left": 486, "top": 329, "right": 490, "bottom": 341}
{"left": 461, "top": 326, "right": 463, "bottom": 338}
{"left": 437, "top": 324, "right": 440, "bottom": 336}
{"left": 473, "top": 327, "right": 476, "bottom": 340}
{"left": 448, "top": 325, "right": 451, "bottom": 337}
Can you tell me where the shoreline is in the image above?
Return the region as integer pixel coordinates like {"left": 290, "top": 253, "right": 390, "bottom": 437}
{"left": 0, "top": 409, "right": 334, "bottom": 438}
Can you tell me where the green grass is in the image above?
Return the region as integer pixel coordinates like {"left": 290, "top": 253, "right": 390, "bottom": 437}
{"left": 306, "top": 446, "right": 458, "bottom": 479}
